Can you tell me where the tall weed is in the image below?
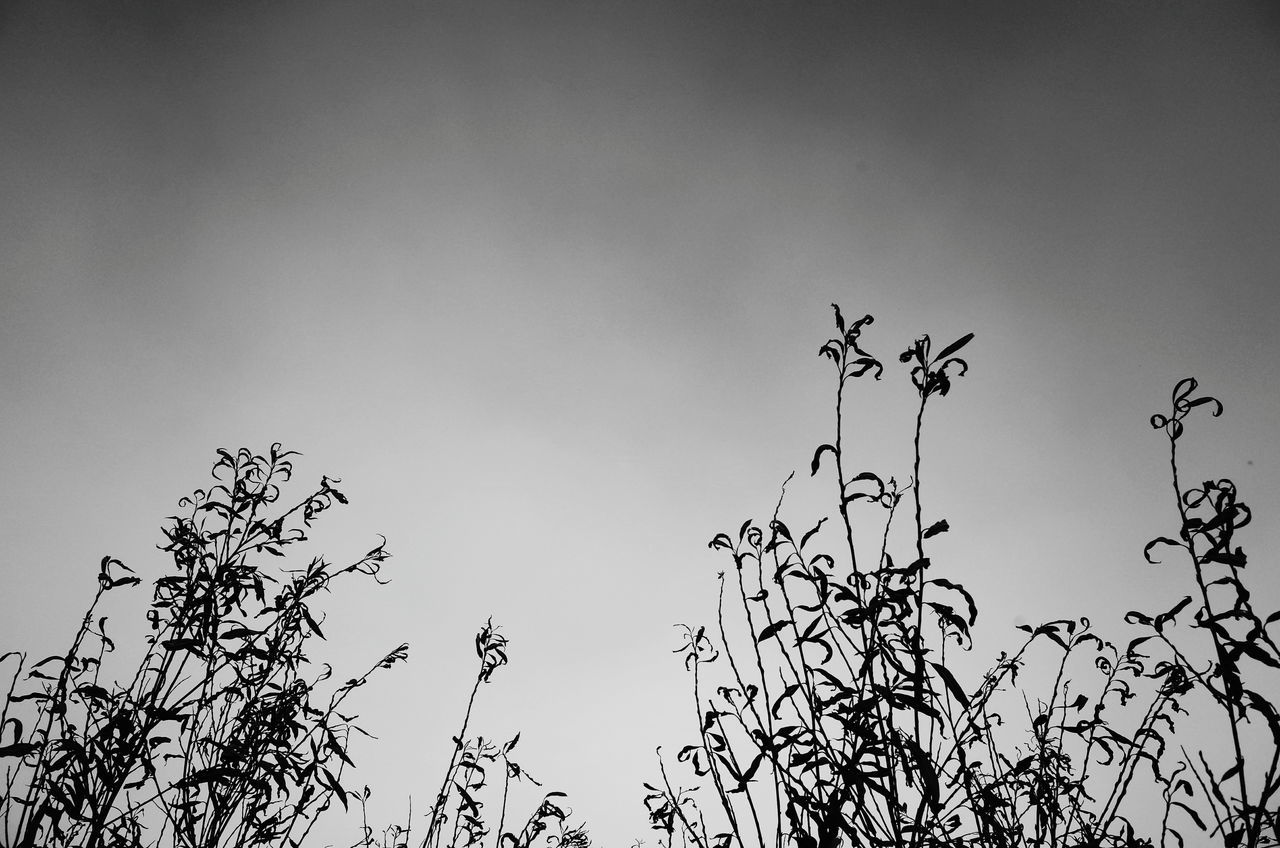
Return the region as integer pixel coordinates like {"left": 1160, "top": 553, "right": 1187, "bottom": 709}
{"left": 0, "top": 445, "right": 403, "bottom": 848}
{"left": 647, "top": 307, "right": 1278, "bottom": 848}
{"left": 0, "top": 446, "right": 584, "bottom": 848}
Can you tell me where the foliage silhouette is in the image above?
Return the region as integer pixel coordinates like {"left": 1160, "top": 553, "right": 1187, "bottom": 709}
{"left": 4, "top": 309, "right": 1274, "bottom": 848}
{"left": 0, "top": 446, "right": 584, "bottom": 848}
{"left": 646, "top": 306, "right": 1278, "bottom": 848}
{"left": 0, "top": 445, "right": 400, "bottom": 848}
{"left": 355, "top": 618, "right": 587, "bottom": 848}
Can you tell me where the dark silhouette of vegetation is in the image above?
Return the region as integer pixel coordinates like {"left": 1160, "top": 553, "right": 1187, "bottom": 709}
{"left": 4, "top": 308, "right": 1275, "bottom": 848}
{"left": 0, "top": 446, "right": 583, "bottom": 848}
{"left": 646, "top": 306, "right": 1278, "bottom": 848}
{"left": 355, "top": 619, "right": 585, "bottom": 848}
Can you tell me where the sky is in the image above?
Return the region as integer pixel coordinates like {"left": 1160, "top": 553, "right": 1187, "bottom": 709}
{"left": 2, "top": 2, "right": 1279, "bottom": 845}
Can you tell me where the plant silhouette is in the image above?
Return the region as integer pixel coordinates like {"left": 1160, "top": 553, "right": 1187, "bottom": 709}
{"left": 646, "top": 306, "right": 1278, "bottom": 848}
{"left": 0, "top": 446, "right": 583, "bottom": 848}
{"left": 3, "top": 308, "right": 1274, "bottom": 848}
{"left": 0, "top": 445, "right": 403, "bottom": 848}
{"left": 355, "top": 618, "right": 586, "bottom": 848}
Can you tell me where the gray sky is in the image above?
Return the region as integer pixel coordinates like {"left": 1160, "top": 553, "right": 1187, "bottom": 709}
{"left": 2, "top": 2, "right": 1278, "bottom": 845}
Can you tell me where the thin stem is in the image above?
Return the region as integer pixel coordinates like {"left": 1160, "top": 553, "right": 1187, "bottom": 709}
{"left": 424, "top": 673, "right": 484, "bottom": 848}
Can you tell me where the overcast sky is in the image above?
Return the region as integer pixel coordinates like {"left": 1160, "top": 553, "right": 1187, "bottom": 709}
{"left": 2, "top": 2, "right": 1278, "bottom": 845}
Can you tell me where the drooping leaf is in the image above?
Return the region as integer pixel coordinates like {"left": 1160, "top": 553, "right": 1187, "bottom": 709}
{"left": 928, "top": 577, "right": 977, "bottom": 625}
{"left": 811, "top": 444, "right": 837, "bottom": 477}
{"left": 1144, "top": 536, "right": 1187, "bottom": 563}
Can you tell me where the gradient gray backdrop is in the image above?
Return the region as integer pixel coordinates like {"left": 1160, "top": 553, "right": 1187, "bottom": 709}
{"left": 2, "top": 2, "right": 1278, "bottom": 845}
